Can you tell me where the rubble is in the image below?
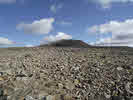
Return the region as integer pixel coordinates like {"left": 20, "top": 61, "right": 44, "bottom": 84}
{"left": 0, "top": 47, "right": 132, "bottom": 100}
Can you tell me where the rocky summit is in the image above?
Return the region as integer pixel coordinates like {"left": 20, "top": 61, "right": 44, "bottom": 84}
{"left": 0, "top": 44, "right": 133, "bottom": 100}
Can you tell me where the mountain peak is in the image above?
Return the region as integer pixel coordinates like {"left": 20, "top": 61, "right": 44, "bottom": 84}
{"left": 39, "top": 39, "right": 91, "bottom": 48}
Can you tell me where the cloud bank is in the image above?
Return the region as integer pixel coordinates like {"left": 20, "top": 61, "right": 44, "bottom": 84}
{"left": 43, "top": 32, "right": 72, "bottom": 43}
{"left": 17, "top": 18, "right": 55, "bottom": 34}
{"left": 25, "top": 44, "right": 34, "bottom": 47}
{"left": 0, "top": 37, "right": 14, "bottom": 45}
{"left": 88, "top": 19, "right": 133, "bottom": 46}
{"left": 91, "top": 0, "right": 133, "bottom": 8}
{"left": 0, "top": 0, "right": 16, "bottom": 4}
{"left": 58, "top": 21, "right": 72, "bottom": 26}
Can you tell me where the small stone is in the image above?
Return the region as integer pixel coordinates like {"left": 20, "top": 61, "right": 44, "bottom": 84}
{"left": 112, "top": 96, "right": 122, "bottom": 100}
{"left": 64, "top": 94, "right": 73, "bottom": 100}
{"left": 58, "top": 83, "right": 64, "bottom": 89}
{"left": 117, "top": 67, "right": 123, "bottom": 71}
{"left": 0, "top": 95, "right": 7, "bottom": 100}
{"left": 65, "top": 81, "right": 75, "bottom": 90}
{"left": 41, "top": 96, "right": 46, "bottom": 100}
{"left": 38, "top": 91, "right": 48, "bottom": 99}
{"left": 46, "top": 95, "right": 53, "bottom": 100}
{"left": 104, "top": 93, "right": 111, "bottom": 99}
{"left": 20, "top": 96, "right": 25, "bottom": 100}
{"left": 130, "top": 97, "right": 133, "bottom": 100}
{"left": 129, "top": 66, "right": 133, "bottom": 69}
{"left": 53, "top": 94, "right": 60, "bottom": 100}
{"left": 24, "top": 95, "right": 34, "bottom": 100}
{"left": 74, "top": 79, "right": 79, "bottom": 85}
{"left": 96, "top": 68, "right": 100, "bottom": 71}
{"left": 0, "top": 77, "right": 4, "bottom": 81}
{"left": 0, "top": 88, "right": 4, "bottom": 96}
{"left": 124, "top": 97, "right": 131, "bottom": 100}
{"left": 0, "top": 72, "right": 3, "bottom": 76}
{"left": 125, "top": 82, "right": 133, "bottom": 95}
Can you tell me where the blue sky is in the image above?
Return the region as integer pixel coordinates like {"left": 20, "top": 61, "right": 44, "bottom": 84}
{"left": 1, "top": 0, "right": 133, "bottom": 47}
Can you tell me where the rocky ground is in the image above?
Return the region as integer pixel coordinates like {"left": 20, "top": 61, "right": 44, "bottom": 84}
{"left": 0, "top": 47, "right": 133, "bottom": 100}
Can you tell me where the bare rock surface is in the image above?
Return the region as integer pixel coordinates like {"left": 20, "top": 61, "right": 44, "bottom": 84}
{"left": 0, "top": 47, "right": 132, "bottom": 100}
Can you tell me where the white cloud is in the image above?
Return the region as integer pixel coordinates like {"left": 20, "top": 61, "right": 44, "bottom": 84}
{"left": 50, "top": 3, "right": 63, "bottom": 13}
{"left": 43, "top": 32, "right": 72, "bottom": 43}
{"left": 0, "top": 37, "right": 14, "bottom": 45}
{"left": 17, "top": 18, "right": 55, "bottom": 34}
{"left": 91, "top": 0, "right": 133, "bottom": 8}
{"left": 88, "top": 19, "right": 133, "bottom": 46}
{"left": 0, "top": 0, "right": 16, "bottom": 4}
{"left": 88, "top": 19, "right": 133, "bottom": 35}
{"left": 58, "top": 21, "right": 72, "bottom": 26}
{"left": 91, "top": 36, "right": 133, "bottom": 46}
{"left": 25, "top": 44, "right": 34, "bottom": 47}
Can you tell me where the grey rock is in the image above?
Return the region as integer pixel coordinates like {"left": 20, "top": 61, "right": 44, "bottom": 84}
{"left": 46, "top": 95, "right": 53, "bottom": 100}
{"left": 0, "top": 88, "right": 4, "bottom": 96}
{"left": 125, "top": 82, "right": 133, "bottom": 95}
{"left": 41, "top": 96, "right": 46, "bottom": 100}
{"left": 0, "top": 47, "right": 132, "bottom": 99}
{"left": 0, "top": 95, "right": 7, "bottom": 100}
{"left": 112, "top": 96, "right": 122, "bottom": 100}
{"left": 117, "top": 67, "right": 123, "bottom": 71}
{"left": 24, "top": 95, "right": 35, "bottom": 100}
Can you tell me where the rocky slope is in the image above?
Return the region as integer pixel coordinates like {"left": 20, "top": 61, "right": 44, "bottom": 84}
{"left": 39, "top": 39, "right": 91, "bottom": 48}
{"left": 0, "top": 46, "right": 133, "bottom": 100}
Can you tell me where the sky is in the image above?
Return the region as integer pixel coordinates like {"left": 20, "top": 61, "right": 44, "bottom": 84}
{"left": 1, "top": 0, "right": 133, "bottom": 47}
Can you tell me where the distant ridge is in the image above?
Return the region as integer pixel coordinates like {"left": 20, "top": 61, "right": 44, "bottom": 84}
{"left": 39, "top": 39, "right": 91, "bottom": 48}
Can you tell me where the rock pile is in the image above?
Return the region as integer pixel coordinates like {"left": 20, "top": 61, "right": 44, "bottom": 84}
{"left": 0, "top": 47, "right": 132, "bottom": 100}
